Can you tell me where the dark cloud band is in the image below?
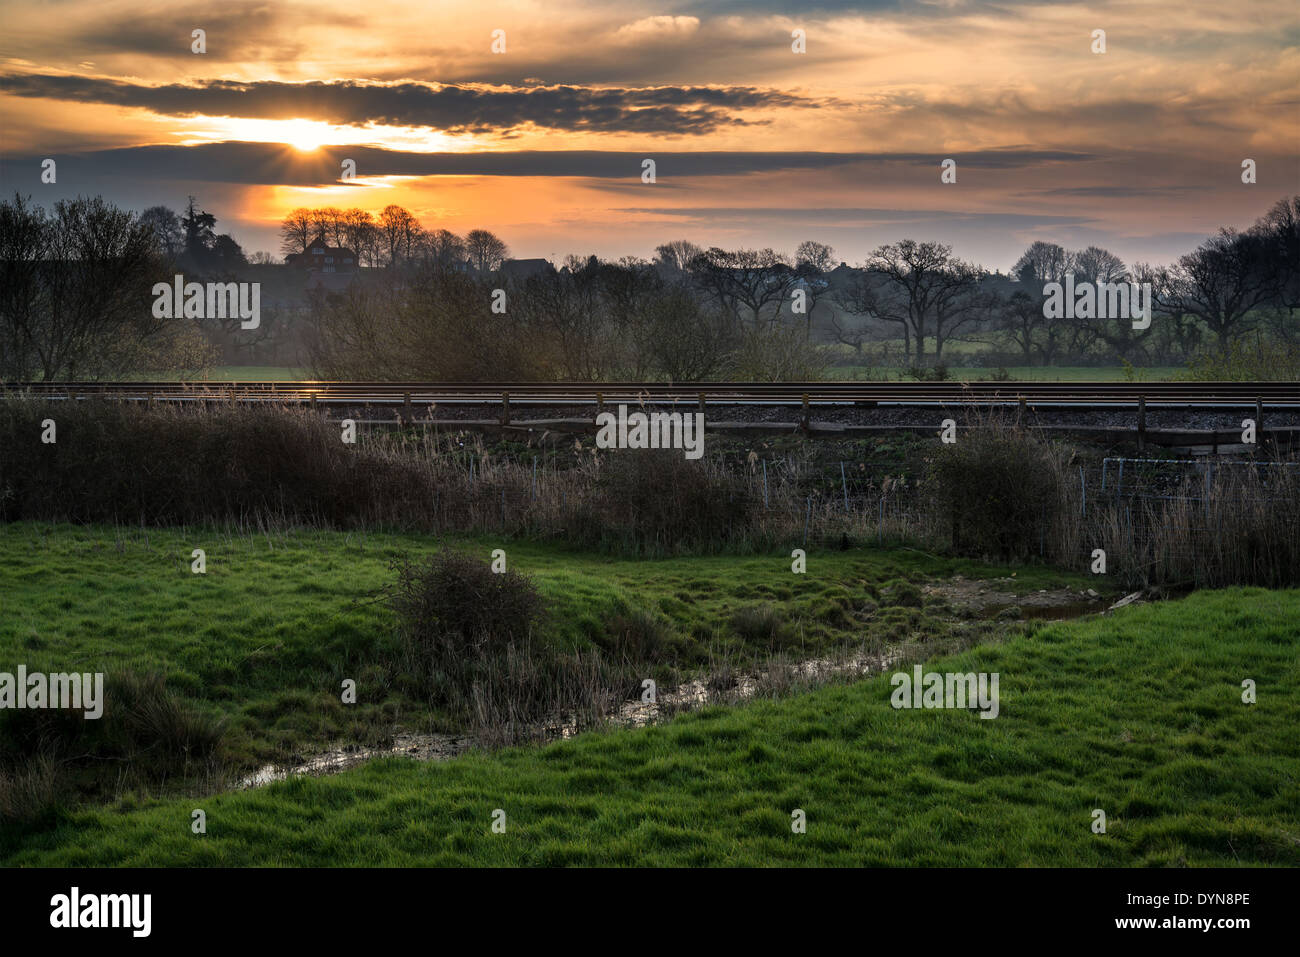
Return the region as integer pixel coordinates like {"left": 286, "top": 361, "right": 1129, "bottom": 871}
{"left": 0, "top": 143, "right": 1093, "bottom": 187}
{"left": 0, "top": 74, "right": 814, "bottom": 135}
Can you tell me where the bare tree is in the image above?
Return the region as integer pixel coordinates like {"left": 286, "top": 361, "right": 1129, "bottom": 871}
{"left": 466, "top": 229, "right": 509, "bottom": 273}
{"left": 307, "top": 266, "right": 540, "bottom": 380}
{"left": 279, "top": 208, "right": 313, "bottom": 257}
{"left": 1072, "top": 246, "right": 1127, "bottom": 285}
{"left": 138, "top": 206, "right": 183, "bottom": 261}
{"left": 0, "top": 194, "right": 166, "bottom": 380}
{"left": 793, "top": 240, "right": 835, "bottom": 338}
{"left": 1252, "top": 195, "right": 1300, "bottom": 313}
{"left": 379, "top": 205, "right": 422, "bottom": 267}
{"left": 853, "top": 240, "right": 983, "bottom": 365}
{"left": 1161, "top": 229, "right": 1275, "bottom": 347}
{"left": 653, "top": 240, "right": 703, "bottom": 277}
{"left": 833, "top": 268, "right": 910, "bottom": 359}
{"left": 424, "top": 229, "right": 466, "bottom": 270}
{"left": 1013, "top": 241, "right": 1073, "bottom": 286}
{"left": 795, "top": 240, "right": 835, "bottom": 274}
{"left": 340, "top": 208, "right": 377, "bottom": 264}
{"left": 309, "top": 207, "right": 347, "bottom": 248}
{"left": 1000, "top": 289, "right": 1044, "bottom": 363}
{"left": 688, "top": 247, "right": 796, "bottom": 328}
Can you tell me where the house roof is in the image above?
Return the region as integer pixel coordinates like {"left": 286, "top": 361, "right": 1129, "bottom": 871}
{"left": 499, "top": 258, "right": 555, "bottom": 279}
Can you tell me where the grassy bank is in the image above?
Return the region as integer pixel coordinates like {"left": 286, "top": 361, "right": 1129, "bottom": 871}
{"left": 2, "top": 585, "right": 1296, "bottom": 866}
{"left": 0, "top": 523, "right": 1084, "bottom": 780}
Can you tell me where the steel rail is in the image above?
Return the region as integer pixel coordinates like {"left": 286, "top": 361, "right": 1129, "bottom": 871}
{"left": 5, "top": 380, "right": 1299, "bottom": 409}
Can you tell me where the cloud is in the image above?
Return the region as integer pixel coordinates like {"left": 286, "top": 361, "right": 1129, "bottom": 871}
{"left": 0, "top": 74, "right": 816, "bottom": 135}
{"left": 0, "top": 144, "right": 883, "bottom": 187}
{"left": 614, "top": 16, "right": 701, "bottom": 40}
{"left": 0, "top": 143, "right": 1097, "bottom": 189}
{"left": 55, "top": 2, "right": 355, "bottom": 60}
{"left": 612, "top": 206, "right": 1094, "bottom": 228}
{"left": 1034, "top": 186, "right": 1199, "bottom": 198}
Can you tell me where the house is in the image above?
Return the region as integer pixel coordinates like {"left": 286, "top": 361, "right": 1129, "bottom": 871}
{"left": 499, "top": 258, "right": 555, "bottom": 281}
{"left": 285, "top": 232, "right": 357, "bottom": 274}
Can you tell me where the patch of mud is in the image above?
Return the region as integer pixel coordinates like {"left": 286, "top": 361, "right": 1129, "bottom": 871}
{"left": 924, "top": 575, "right": 1108, "bottom": 620}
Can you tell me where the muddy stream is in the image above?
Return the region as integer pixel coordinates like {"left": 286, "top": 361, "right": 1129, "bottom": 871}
{"left": 239, "top": 581, "right": 1129, "bottom": 790}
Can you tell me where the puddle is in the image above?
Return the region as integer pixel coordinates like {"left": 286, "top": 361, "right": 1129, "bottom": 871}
{"left": 238, "top": 731, "right": 472, "bottom": 789}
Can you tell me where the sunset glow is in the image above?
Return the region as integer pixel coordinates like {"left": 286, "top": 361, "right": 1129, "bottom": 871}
{"left": 1, "top": 0, "right": 1296, "bottom": 265}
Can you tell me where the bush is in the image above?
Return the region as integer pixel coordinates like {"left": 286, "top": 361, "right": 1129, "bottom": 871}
{"left": 0, "top": 398, "right": 434, "bottom": 527}
{"left": 728, "top": 325, "right": 829, "bottom": 382}
{"left": 1178, "top": 339, "right": 1300, "bottom": 381}
{"left": 0, "top": 670, "right": 224, "bottom": 825}
{"left": 881, "top": 579, "right": 924, "bottom": 607}
{"left": 600, "top": 606, "right": 675, "bottom": 662}
{"left": 927, "top": 414, "right": 1073, "bottom": 562}
{"left": 904, "top": 363, "right": 950, "bottom": 382}
{"left": 730, "top": 603, "right": 795, "bottom": 648}
{"left": 390, "top": 550, "right": 546, "bottom": 695}
{"left": 588, "top": 449, "right": 759, "bottom": 556}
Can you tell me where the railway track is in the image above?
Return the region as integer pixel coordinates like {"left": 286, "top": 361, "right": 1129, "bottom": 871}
{"left": 5, "top": 380, "right": 1299, "bottom": 409}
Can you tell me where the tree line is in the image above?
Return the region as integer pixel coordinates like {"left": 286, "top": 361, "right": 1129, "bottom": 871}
{"left": 279, "top": 205, "right": 509, "bottom": 273}
{"left": 1, "top": 191, "right": 1296, "bottom": 381}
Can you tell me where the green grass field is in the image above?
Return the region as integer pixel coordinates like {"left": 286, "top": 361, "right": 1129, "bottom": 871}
{"left": 2, "top": 584, "right": 1295, "bottom": 866}
{"left": 0, "top": 523, "right": 1087, "bottom": 769}
{"left": 1, "top": 524, "right": 1296, "bottom": 866}
{"left": 830, "top": 365, "right": 1183, "bottom": 382}
{"left": 136, "top": 366, "right": 305, "bottom": 382}
{"left": 145, "top": 363, "right": 1181, "bottom": 384}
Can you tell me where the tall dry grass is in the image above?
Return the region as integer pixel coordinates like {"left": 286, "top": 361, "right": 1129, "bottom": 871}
{"left": 3, "top": 394, "right": 1295, "bottom": 586}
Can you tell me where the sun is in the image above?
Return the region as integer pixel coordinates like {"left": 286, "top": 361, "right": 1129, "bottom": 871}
{"left": 277, "top": 118, "right": 327, "bottom": 152}
{"left": 180, "top": 117, "right": 332, "bottom": 151}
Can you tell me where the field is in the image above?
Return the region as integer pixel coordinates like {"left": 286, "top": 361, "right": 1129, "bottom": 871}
{"left": 136, "top": 363, "right": 1184, "bottom": 384}
{"left": 2, "top": 524, "right": 1296, "bottom": 866}
{"left": 0, "top": 522, "right": 1089, "bottom": 769}
{"left": 830, "top": 365, "right": 1183, "bottom": 382}
{"left": 136, "top": 366, "right": 306, "bottom": 382}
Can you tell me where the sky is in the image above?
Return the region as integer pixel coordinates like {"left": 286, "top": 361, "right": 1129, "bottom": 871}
{"left": 1, "top": 0, "right": 1297, "bottom": 271}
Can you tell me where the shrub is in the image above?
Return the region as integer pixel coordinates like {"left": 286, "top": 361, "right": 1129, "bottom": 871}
{"left": 927, "top": 414, "right": 1073, "bottom": 562}
{"left": 1179, "top": 339, "right": 1300, "bottom": 381}
{"left": 600, "top": 606, "right": 675, "bottom": 662}
{"left": 728, "top": 325, "right": 829, "bottom": 382}
{"left": 0, "top": 397, "right": 435, "bottom": 528}
{"left": 904, "top": 363, "right": 950, "bottom": 382}
{"left": 389, "top": 550, "right": 548, "bottom": 709}
{"left": 0, "top": 670, "right": 224, "bottom": 825}
{"left": 589, "top": 449, "right": 759, "bottom": 555}
{"left": 881, "top": 579, "right": 924, "bottom": 607}
{"left": 730, "top": 603, "right": 795, "bottom": 648}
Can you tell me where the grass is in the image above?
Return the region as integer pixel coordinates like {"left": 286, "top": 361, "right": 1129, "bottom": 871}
{"left": 131, "top": 366, "right": 305, "bottom": 381}
{"left": 131, "top": 364, "right": 1184, "bottom": 384}
{"left": 2, "top": 585, "right": 1296, "bottom": 866}
{"left": 829, "top": 365, "right": 1183, "bottom": 382}
{"left": 0, "top": 523, "right": 1088, "bottom": 770}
